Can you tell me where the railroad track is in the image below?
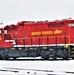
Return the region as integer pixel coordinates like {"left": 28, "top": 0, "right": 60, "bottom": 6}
{"left": 3, "top": 67, "right": 74, "bottom": 74}
{"left": 0, "top": 58, "right": 71, "bottom": 61}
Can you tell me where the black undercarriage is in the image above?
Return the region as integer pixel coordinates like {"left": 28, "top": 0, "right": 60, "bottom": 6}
{"left": 0, "top": 45, "right": 73, "bottom": 60}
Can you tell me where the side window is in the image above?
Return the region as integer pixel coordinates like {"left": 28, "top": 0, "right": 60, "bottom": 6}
{"left": 0, "top": 30, "right": 1, "bottom": 35}
{"left": 4, "top": 30, "right": 7, "bottom": 34}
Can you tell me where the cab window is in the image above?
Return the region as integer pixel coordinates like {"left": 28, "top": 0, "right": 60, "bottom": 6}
{"left": 0, "top": 30, "right": 1, "bottom": 35}
{"left": 4, "top": 30, "right": 7, "bottom": 34}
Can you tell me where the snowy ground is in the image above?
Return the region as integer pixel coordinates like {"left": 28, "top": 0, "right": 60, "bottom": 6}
{"left": 0, "top": 59, "right": 74, "bottom": 75}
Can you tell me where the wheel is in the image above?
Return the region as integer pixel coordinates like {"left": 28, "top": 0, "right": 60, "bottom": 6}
{"left": 43, "top": 56, "right": 49, "bottom": 60}
{"left": 41, "top": 50, "right": 49, "bottom": 60}
{"left": 53, "top": 57, "right": 56, "bottom": 60}
{"left": 3, "top": 54, "right": 9, "bottom": 60}
{"left": 3, "top": 57, "right": 9, "bottom": 60}
{"left": 13, "top": 57, "right": 17, "bottom": 60}
{"left": 72, "top": 57, "right": 74, "bottom": 59}
{"left": 0, "top": 54, "right": 2, "bottom": 60}
{"left": 63, "top": 49, "right": 69, "bottom": 60}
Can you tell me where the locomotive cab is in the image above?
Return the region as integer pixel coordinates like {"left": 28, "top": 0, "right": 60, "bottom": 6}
{"left": 0, "top": 29, "right": 8, "bottom": 41}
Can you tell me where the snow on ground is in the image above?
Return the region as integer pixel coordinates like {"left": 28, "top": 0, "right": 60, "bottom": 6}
{"left": 0, "top": 59, "right": 74, "bottom": 75}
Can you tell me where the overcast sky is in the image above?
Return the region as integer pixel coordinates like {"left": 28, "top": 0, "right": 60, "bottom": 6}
{"left": 0, "top": 0, "right": 74, "bottom": 25}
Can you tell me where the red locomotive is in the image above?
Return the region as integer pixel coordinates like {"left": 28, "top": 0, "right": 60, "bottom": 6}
{"left": 0, "top": 18, "right": 74, "bottom": 59}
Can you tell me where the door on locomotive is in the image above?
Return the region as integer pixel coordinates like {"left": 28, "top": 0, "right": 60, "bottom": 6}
{"left": 68, "top": 22, "right": 74, "bottom": 59}
{"left": 68, "top": 23, "right": 74, "bottom": 43}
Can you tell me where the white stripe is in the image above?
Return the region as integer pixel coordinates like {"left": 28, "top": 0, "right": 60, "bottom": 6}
{"left": 13, "top": 44, "right": 74, "bottom": 47}
{"left": 5, "top": 40, "right": 74, "bottom": 47}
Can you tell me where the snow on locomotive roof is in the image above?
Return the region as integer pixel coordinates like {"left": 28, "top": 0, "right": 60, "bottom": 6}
{"left": 1, "top": 18, "right": 74, "bottom": 29}
{"left": 17, "top": 18, "right": 73, "bottom": 24}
